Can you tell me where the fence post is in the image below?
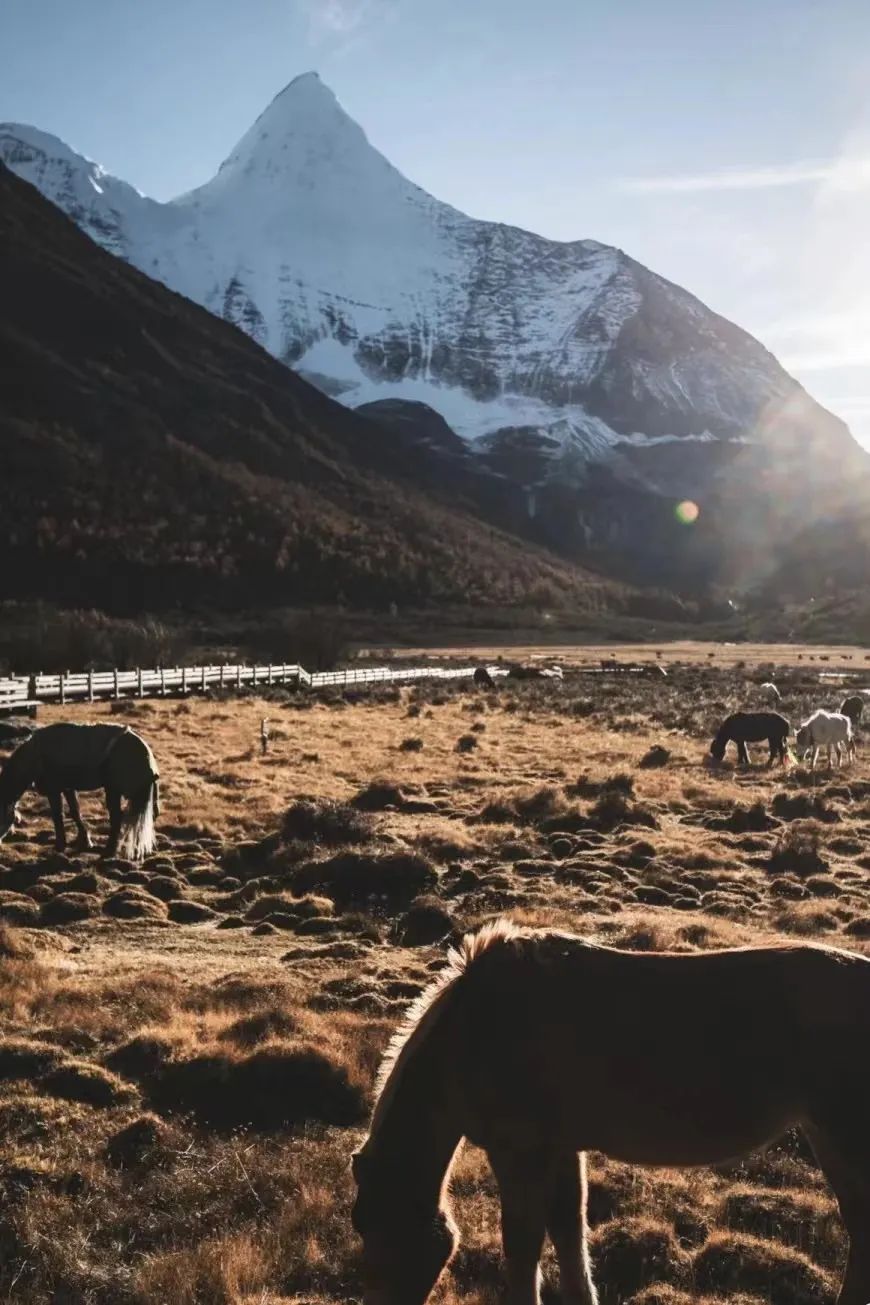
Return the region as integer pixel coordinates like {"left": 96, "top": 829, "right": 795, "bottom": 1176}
{"left": 29, "top": 674, "right": 37, "bottom": 702}
{"left": 60, "top": 673, "right": 66, "bottom": 707}
{"left": 237, "top": 665, "right": 242, "bottom": 691}
{"left": 219, "top": 665, "right": 226, "bottom": 691}
{"left": 113, "top": 668, "right": 120, "bottom": 700}
{"left": 182, "top": 666, "right": 188, "bottom": 695}
{"left": 88, "top": 670, "right": 94, "bottom": 702}
{"left": 201, "top": 665, "right": 206, "bottom": 693}
{"left": 268, "top": 665, "right": 274, "bottom": 687}
{"left": 160, "top": 667, "right": 166, "bottom": 696}
{"left": 137, "top": 668, "right": 144, "bottom": 697}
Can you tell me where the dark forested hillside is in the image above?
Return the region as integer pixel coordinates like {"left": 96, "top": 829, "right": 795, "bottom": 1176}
{"left": 0, "top": 164, "right": 617, "bottom": 614}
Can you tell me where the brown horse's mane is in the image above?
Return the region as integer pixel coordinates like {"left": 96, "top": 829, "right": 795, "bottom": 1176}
{"left": 369, "top": 918, "right": 523, "bottom": 1136}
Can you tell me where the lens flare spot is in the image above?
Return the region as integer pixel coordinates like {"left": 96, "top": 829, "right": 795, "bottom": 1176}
{"left": 675, "top": 499, "right": 700, "bottom": 525}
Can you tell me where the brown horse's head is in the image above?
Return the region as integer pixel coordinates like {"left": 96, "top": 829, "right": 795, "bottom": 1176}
{"left": 351, "top": 1150, "right": 457, "bottom": 1305}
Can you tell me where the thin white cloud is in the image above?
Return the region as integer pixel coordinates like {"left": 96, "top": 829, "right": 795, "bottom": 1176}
{"left": 302, "top": 0, "right": 392, "bottom": 43}
{"left": 617, "top": 157, "right": 870, "bottom": 194}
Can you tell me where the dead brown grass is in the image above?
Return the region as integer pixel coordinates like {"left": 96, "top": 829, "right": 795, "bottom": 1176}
{"left": 0, "top": 658, "right": 865, "bottom": 1301}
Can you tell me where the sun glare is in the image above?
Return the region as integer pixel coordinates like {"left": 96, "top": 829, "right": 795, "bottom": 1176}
{"left": 674, "top": 499, "right": 700, "bottom": 525}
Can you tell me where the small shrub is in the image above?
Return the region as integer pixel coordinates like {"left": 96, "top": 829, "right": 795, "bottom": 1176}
{"left": 589, "top": 790, "right": 658, "bottom": 833}
{"left": 40, "top": 892, "right": 99, "bottom": 925}
{"left": 399, "top": 736, "right": 424, "bottom": 752}
{"left": 456, "top": 733, "right": 478, "bottom": 753}
{"left": 768, "top": 823, "right": 827, "bottom": 877}
{"left": 105, "top": 1114, "right": 168, "bottom": 1169}
{"left": 693, "top": 1232, "right": 833, "bottom": 1305}
{"left": 575, "top": 772, "right": 635, "bottom": 798}
{"left": 591, "top": 1219, "right": 689, "bottom": 1302}
{"left": 148, "top": 1044, "right": 366, "bottom": 1131}
{"left": 771, "top": 793, "right": 839, "bottom": 824}
{"left": 167, "top": 900, "right": 217, "bottom": 924}
{"left": 102, "top": 888, "right": 168, "bottom": 920}
{"left": 104, "top": 1034, "right": 177, "bottom": 1081}
{"left": 399, "top": 896, "right": 454, "bottom": 946}
{"left": 352, "top": 780, "right": 406, "bottom": 811}
{"left": 42, "top": 1060, "right": 133, "bottom": 1107}
{"left": 217, "top": 1009, "right": 301, "bottom": 1048}
{"left": 293, "top": 850, "right": 437, "bottom": 908}
{"left": 281, "top": 799, "right": 373, "bottom": 847}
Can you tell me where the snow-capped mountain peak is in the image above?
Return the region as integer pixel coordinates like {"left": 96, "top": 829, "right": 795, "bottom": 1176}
{"left": 0, "top": 74, "right": 855, "bottom": 474}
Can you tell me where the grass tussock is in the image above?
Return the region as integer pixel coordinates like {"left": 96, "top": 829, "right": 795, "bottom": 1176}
{"left": 281, "top": 798, "right": 374, "bottom": 847}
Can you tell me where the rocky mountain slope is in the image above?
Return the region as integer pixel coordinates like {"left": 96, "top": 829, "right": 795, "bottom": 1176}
{"left": 1, "top": 75, "right": 856, "bottom": 458}
{"left": 3, "top": 75, "right": 867, "bottom": 595}
{"left": 0, "top": 163, "right": 616, "bottom": 613}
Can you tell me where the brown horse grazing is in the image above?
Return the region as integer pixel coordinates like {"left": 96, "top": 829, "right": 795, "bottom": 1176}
{"left": 0, "top": 723, "right": 159, "bottom": 861}
{"left": 353, "top": 921, "right": 870, "bottom": 1305}
{"left": 709, "top": 710, "right": 790, "bottom": 765}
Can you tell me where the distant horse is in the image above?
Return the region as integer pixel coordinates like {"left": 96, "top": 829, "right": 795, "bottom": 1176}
{"left": 353, "top": 921, "right": 870, "bottom": 1305}
{"left": 0, "top": 723, "right": 159, "bottom": 860}
{"left": 796, "top": 709, "right": 854, "bottom": 771}
{"left": 709, "top": 710, "right": 790, "bottom": 766}
{"left": 473, "top": 667, "right": 496, "bottom": 688}
{"left": 840, "top": 695, "right": 864, "bottom": 729}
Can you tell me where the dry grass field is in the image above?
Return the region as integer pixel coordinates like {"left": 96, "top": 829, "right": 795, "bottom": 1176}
{"left": 1, "top": 659, "right": 869, "bottom": 1304}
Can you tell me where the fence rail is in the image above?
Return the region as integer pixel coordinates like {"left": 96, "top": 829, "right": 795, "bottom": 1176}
{"left": 0, "top": 661, "right": 505, "bottom": 713}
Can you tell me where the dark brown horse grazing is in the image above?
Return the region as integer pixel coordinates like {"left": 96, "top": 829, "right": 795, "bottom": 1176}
{"left": 0, "top": 723, "right": 159, "bottom": 860}
{"left": 709, "top": 710, "right": 790, "bottom": 765}
{"left": 353, "top": 921, "right": 870, "bottom": 1305}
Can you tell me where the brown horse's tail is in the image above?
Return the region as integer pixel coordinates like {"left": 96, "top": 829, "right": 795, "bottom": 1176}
{"left": 119, "top": 777, "right": 158, "bottom": 862}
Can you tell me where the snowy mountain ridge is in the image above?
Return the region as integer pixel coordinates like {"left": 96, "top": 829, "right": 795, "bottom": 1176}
{"left": 0, "top": 72, "right": 856, "bottom": 476}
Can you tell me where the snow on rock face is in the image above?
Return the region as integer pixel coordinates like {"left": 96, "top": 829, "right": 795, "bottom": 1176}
{"left": 0, "top": 72, "right": 854, "bottom": 469}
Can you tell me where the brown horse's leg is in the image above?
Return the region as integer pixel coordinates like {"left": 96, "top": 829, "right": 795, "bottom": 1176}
{"left": 65, "top": 791, "right": 93, "bottom": 852}
{"left": 805, "top": 1122, "right": 870, "bottom": 1303}
{"left": 489, "top": 1147, "right": 549, "bottom": 1305}
{"left": 546, "top": 1152, "right": 598, "bottom": 1305}
{"left": 47, "top": 791, "right": 66, "bottom": 851}
{"left": 104, "top": 788, "right": 123, "bottom": 856}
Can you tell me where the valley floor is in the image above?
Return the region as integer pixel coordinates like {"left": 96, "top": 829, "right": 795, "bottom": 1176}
{"left": 0, "top": 657, "right": 867, "bottom": 1303}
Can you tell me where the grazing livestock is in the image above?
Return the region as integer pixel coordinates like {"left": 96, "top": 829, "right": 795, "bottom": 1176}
{"left": 759, "top": 681, "right": 781, "bottom": 702}
{"left": 0, "top": 722, "right": 159, "bottom": 860}
{"left": 353, "top": 921, "right": 870, "bottom": 1305}
{"left": 709, "top": 711, "right": 790, "bottom": 766}
{"left": 840, "top": 695, "right": 864, "bottom": 729}
{"left": 796, "top": 709, "right": 855, "bottom": 770}
{"left": 473, "top": 666, "right": 496, "bottom": 688}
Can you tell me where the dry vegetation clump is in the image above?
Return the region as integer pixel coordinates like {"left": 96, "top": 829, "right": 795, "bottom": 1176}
{"left": 590, "top": 1219, "right": 691, "bottom": 1301}
{"left": 292, "top": 848, "right": 438, "bottom": 908}
{"left": 147, "top": 1043, "right": 367, "bottom": 1131}
{"left": 768, "top": 823, "right": 829, "bottom": 877}
{"left": 281, "top": 797, "right": 374, "bottom": 846}
{"left": 397, "top": 894, "right": 455, "bottom": 946}
{"left": 692, "top": 1233, "right": 835, "bottom": 1304}
{"left": 0, "top": 661, "right": 865, "bottom": 1302}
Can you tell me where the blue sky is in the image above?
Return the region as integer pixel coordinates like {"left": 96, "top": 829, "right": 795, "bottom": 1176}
{"left": 2, "top": 0, "right": 869, "bottom": 445}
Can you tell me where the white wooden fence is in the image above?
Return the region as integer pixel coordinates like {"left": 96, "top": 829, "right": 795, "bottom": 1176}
{"left": 0, "top": 661, "right": 503, "bottom": 714}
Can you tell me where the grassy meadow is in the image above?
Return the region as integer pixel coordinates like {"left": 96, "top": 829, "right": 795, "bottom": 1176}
{"left": 1, "top": 654, "right": 868, "bottom": 1303}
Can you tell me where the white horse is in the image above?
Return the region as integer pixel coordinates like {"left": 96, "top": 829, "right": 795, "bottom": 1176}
{"left": 796, "top": 710, "right": 854, "bottom": 771}
{"left": 759, "top": 681, "right": 781, "bottom": 703}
